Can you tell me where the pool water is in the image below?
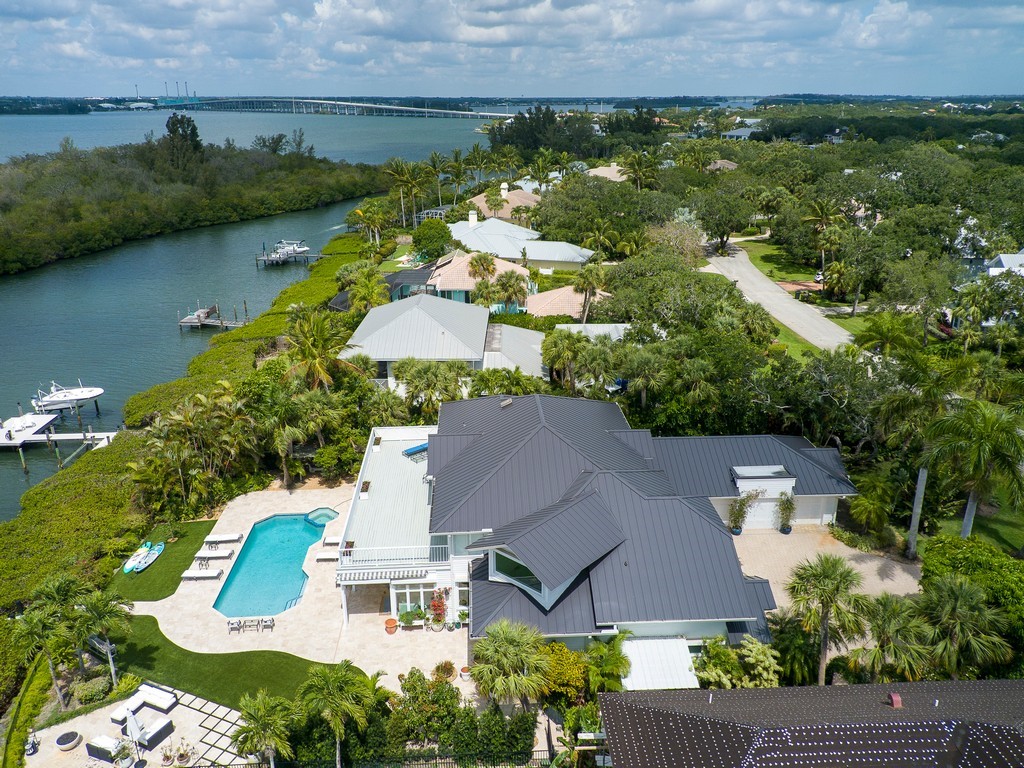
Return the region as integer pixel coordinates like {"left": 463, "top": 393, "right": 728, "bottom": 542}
{"left": 305, "top": 507, "right": 339, "bottom": 527}
{"left": 213, "top": 514, "right": 323, "bottom": 617}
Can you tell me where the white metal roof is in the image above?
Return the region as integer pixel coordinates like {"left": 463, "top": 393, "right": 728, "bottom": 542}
{"left": 622, "top": 637, "right": 699, "bottom": 691}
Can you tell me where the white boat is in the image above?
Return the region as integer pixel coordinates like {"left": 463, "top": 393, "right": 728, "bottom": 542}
{"left": 31, "top": 381, "right": 105, "bottom": 413}
{"left": 273, "top": 240, "right": 310, "bottom": 256}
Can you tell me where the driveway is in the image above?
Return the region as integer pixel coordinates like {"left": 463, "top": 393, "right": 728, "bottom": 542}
{"left": 732, "top": 527, "right": 921, "bottom": 608}
{"left": 703, "top": 246, "right": 853, "bottom": 351}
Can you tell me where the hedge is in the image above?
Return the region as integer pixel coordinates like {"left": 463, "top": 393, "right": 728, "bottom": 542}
{"left": 0, "top": 657, "right": 49, "bottom": 768}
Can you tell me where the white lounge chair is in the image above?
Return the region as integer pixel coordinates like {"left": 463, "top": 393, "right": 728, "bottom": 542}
{"left": 181, "top": 569, "right": 222, "bottom": 581}
{"left": 194, "top": 549, "right": 234, "bottom": 561}
{"left": 315, "top": 551, "right": 339, "bottom": 562}
{"left": 204, "top": 533, "right": 243, "bottom": 550}
{"left": 323, "top": 536, "right": 342, "bottom": 547}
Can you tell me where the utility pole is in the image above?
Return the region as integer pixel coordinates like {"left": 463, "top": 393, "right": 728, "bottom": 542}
{"left": 134, "top": 84, "right": 139, "bottom": 99}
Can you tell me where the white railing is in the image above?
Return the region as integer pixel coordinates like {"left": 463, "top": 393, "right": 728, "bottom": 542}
{"left": 336, "top": 544, "right": 449, "bottom": 570}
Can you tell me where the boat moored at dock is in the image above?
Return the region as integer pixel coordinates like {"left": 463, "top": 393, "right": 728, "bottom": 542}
{"left": 32, "top": 381, "right": 104, "bottom": 413}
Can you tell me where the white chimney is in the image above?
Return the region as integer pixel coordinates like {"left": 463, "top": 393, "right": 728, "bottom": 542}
{"left": 468, "top": 210, "right": 478, "bottom": 227}
{"left": 500, "top": 182, "right": 509, "bottom": 199}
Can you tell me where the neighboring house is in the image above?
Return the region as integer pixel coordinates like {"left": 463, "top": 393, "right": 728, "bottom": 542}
{"left": 449, "top": 212, "right": 591, "bottom": 271}
{"left": 526, "top": 285, "right": 611, "bottom": 319}
{"left": 339, "top": 294, "right": 544, "bottom": 385}
{"left": 468, "top": 183, "right": 540, "bottom": 221}
{"left": 426, "top": 250, "right": 534, "bottom": 307}
{"left": 328, "top": 265, "right": 434, "bottom": 312}
{"left": 986, "top": 249, "right": 1024, "bottom": 278}
{"left": 721, "top": 127, "right": 757, "bottom": 140}
{"left": 601, "top": 681, "right": 1024, "bottom": 767}
{"left": 555, "top": 323, "right": 631, "bottom": 341}
{"left": 586, "top": 163, "right": 627, "bottom": 182}
{"left": 706, "top": 159, "right": 739, "bottom": 172}
{"left": 336, "top": 395, "right": 856, "bottom": 689}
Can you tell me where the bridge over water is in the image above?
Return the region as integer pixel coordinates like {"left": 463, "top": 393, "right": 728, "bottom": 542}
{"left": 158, "top": 97, "right": 513, "bottom": 120}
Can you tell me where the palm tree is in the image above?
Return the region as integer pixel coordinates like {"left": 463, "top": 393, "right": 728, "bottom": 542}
{"left": 572, "top": 264, "right": 604, "bottom": 324}
{"left": 542, "top": 329, "right": 587, "bottom": 393}
{"left": 467, "top": 142, "right": 489, "bottom": 185}
{"left": 494, "top": 145, "right": 522, "bottom": 181}
{"left": 528, "top": 148, "right": 555, "bottom": 192}
{"left": 618, "top": 345, "right": 666, "bottom": 409}
{"left": 446, "top": 149, "right": 470, "bottom": 204}
{"left": 493, "top": 270, "right": 528, "bottom": 312}
{"left": 925, "top": 400, "right": 1024, "bottom": 538}
{"left": 847, "top": 593, "right": 929, "bottom": 683}
{"left": 786, "top": 553, "right": 868, "bottom": 686}
{"left": 615, "top": 231, "right": 649, "bottom": 259}
{"left": 12, "top": 607, "right": 68, "bottom": 709}
{"left": 617, "top": 148, "right": 659, "bottom": 191}
{"left": 915, "top": 574, "right": 1012, "bottom": 679}
{"left": 232, "top": 689, "right": 299, "bottom": 768}
{"left": 468, "top": 252, "right": 497, "bottom": 282}
{"left": 347, "top": 268, "right": 390, "bottom": 315}
{"left": 393, "top": 359, "right": 467, "bottom": 419}
{"left": 470, "top": 618, "right": 550, "bottom": 711}
{"left": 577, "top": 336, "right": 616, "bottom": 397}
{"left": 297, "top": 661, "right": 369, "bottom": 768}
{"left": 853, "top": 312, "right": 918, "bottom": 357}
{"left": 581, "top": 219, "right": 619, "bottom": 262}
{"left": 469, "top": 367, "right": 543, "bottom": 397}
{"left": 383, "top": 158, "right": 413, "bottom": 228}
{"left": 767, "top": 607, "right": 818, "bottom": 686}
{"left": 426, "top": 150, "right": 448, "bottom": 207}
{"left": 32, "top": 574, "right": 90, "bottom": 675}
{"left": 286, "top": 310, "right": 349, "bottom": 392}
{"left": 583, "top": 631, "right": 631, "bottom": 695}
{"left": 802, "top": 199, "right": 844, "bottom": 275}
{"left": 79, "top": 591, "right": 133, "bottom": 686}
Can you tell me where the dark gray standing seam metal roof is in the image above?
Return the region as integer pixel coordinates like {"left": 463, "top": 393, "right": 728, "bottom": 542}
{"left": 469, "top": 556, "right": 598, "bottom": 638}
{"left": 585, "top": 474, "right": 760, "bottom": 624}
{"left": 600, "top": 683, "right": 1024, "bottom": 768}
{"left": 466, "top": 490, "right": 626, "bottom": 588}
{"left": 651, "top": 435, "right": 857, "bottom": 497}
{"left": 426, "top": 433, "right": 477, "bottom": 477}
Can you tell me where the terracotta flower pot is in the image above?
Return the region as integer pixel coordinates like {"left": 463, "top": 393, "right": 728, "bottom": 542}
{"left": 385, "top": 618, "right": 398, "bottom": 635}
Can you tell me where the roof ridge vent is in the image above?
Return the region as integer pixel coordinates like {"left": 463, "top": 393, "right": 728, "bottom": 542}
{"left": 500, "top": 398, "right": 513, "bottom": 408}
{"left": 888, "top": 692, "right": 903, "bottom": 709}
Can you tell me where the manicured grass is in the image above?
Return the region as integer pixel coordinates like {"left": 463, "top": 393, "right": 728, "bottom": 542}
{"left": 113, "top": 616, "right": 315, "bottom": 708}
{"left": 937, "top": 512, "right": 1024, "bottom": 554}
{"left": 108, "top": 520, "right": 216, "bottom": 602}
{"left": 773, "top": 324, "right": 817, "bottom": 360}
{"left": 742, "top": 241, "right": 817, "bottom": 283}
{"left": 829, "top": 314, "right": 870, "bottom": 336}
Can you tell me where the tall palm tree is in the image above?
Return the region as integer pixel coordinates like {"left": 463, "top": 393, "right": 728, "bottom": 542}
{"left": 32, "top": 574, "right": 90, "bottom": 675}
{"left": 848, "top": 593, "right": 929, "bottom": 683}
{"left": 542, "top": 330, "right": 587, "bottom": 393}
{"left": 577, "top": 336, "right": 616, "bottom": 397}
{"left": 232, "top": 689, "right": 299, "bottom": 768}
{"left": 347, "top": 268, "right": 390, "bottom": 315}
{"left": 79, "top": 591, "right": 133, "bottom": 686}
{"left": 425, "top": 150, "right": 448, "bottom": 207}
{"left": 853, "top": 312, "right": 918, "bottom": 358}
{"left": 382, "top": 157, "right": 413, "bottom": 228}
{"left": 494, "top": 145, "right": 522, "bottom": 181}
{"left": 925, "top": 399, "right": 1024, "bottom": 538}
{"left": 393, "top": 359, "right": 467, "bottom": 420}
{"left": 493, "top": 270, "right": 528, "bottom": 311}
{"left": 767, "top": 607, "right": 818, "bottom": 686}
{"left": 528, "top": 148, "right": 555, "bottom": 192}
{"left": 12, "top": 607, "right": 68, "bottom": 709}
{"left": 467, "top": 142, "right": 489, "bottom": 185}
{"left": 583, "top": 631, "right": 631, "bottom": 695}
{"left": 286, "top": 310, "right": 349, "bottom": 392}
{"left": 617, "top": 148, "right": 659, "bottom": 191}
{"left": 618, "top": 345, "right": 666, "bottom": 409}
{"left": 572, "top": 264, "right": 604, "bottom": 324}
{"left": 468, "top": 252, "right": 497, "bottom": 282}
{"left": 786, "top": 553, "right": 868, "bottom": 686}
{"left": 915, "top": 574, "right": 1012, "bottom": 679}
{"left": 470, "top": 618, "right": 550, "bottom": 711}
{"left": 446, "top": 148, "right": 470, "bottom": 204}
{"left": 581, "top": 219, "right": 619, "bottom": 262}
{"left": 802, "top": 199, "right": 844, "bottom": 275}
{"left": 297, "top": 662, "right": 369, "bottom": 768}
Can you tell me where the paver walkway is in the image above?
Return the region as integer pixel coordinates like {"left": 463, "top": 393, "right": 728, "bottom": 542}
{"left": 703, "top": 246, "right": 853, "bottom": 350}
{"left": 732, "top": 527, "right": 921, "bottom": 607}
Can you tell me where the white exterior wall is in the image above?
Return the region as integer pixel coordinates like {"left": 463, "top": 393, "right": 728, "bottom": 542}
{"left": 710, "top": 494, "right": 841, "bottom": 528}
{"left": 794, "top": 496, "right": 839, "bottom": 525}
{"left": 618, "top": 620, "right": 730, "bottom": 640}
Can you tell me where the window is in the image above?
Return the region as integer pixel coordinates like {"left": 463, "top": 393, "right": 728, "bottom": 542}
{"left": 494, "top": 551, "right": 542, "bottom": 593}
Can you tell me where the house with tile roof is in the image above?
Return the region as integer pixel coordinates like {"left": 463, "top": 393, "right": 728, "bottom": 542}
{"left": 426, "top": 250, "right": 534, "bottom": 307}
{"left": 467, "top": 183, "right": 540, "bottom": 221}
{"left": 335, "top": 395, "right": 856, "bottom": 689}
{"left": 601, "top": 682, "right": 1024, "bottom": 767}
{"left": 527, "top": 285, "right": 611, "bottom": 319}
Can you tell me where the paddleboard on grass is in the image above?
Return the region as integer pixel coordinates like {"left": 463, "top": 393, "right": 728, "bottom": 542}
{"left": 123, "top": 542, "right": 152, "bottom": 573}
{"left": 133, "top": 541, "right": 165, "bottom": 573}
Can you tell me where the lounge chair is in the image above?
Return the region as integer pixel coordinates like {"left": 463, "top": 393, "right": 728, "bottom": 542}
{"left": 181, "top": 569, "right": 222, "bottom": 581}
{"left": 86, "top": 735, "right": 122, "bottom": 761}
{"left": 315, "top": 551, "right": 339, "bottom": 562}
{"left": 194, "top": 549, "right": 234, "bottom": 561}
{"left": 323, "top": 536, "right": 342, "bottom": 547}
{"left": 204, "top": 533, "right": 243, "bottom": 550}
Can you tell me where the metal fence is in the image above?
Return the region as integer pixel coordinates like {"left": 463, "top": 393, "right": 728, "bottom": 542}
{"left": 191, "top": 751, "right": 554, "bottom": 768}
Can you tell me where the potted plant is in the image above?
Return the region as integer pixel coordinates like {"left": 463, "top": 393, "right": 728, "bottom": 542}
{"left": 176, "top": 739, "right": 193, "bottom": 765}
{"left": 432, "top": 660, "right": 457, "bottom": 682}
{"left": 429, "top": 587, "right": 449, "bottom": 628}
{"left": 385, "top": 617, "right": 399, "bottom": 635}
{"left": 460, "top": 665, "right": 472, "bottom": 681}
{"left": 777, "top": 491, "right": 796, "bottom": 534}
{"left": 727, "top": 489, "right": 764, "bottom": 535}
{"left": 458, "top": 609, "right": 469, "bottom": 628}
{"left": 112, "top": 741, "right": 134, "bottom": 768}
{"left": 161, "top": 744, "right": 175, "bottom": 766}
{"left": 399, "top": 609, "right": 421, "bottom": 630}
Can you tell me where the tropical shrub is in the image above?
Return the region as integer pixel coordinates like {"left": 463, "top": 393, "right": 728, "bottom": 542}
{"left": 540, "top": 642, "right": 587, "bottom": 711}
{"left": 695, "top": 635, "right": 781, "bottom": 689}
{"left": 70, "top": 675, "right": 111, "bottom": 705}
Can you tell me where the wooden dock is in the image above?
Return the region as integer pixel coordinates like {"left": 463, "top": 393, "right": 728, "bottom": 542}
{"left": 255, "top": 250, "right": 321, "bottom": 267}
{"left": 178, "top": 303, "right": 248, "bottom": 330}
{"left": 1, "top": 413, "right": 117, "bottom": 472}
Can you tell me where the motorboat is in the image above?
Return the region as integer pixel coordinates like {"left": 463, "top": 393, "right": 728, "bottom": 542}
{"left": 31, "top": 381, "right": 104, "bottom": 413}
{"left": 273, "top": 239, "right": 310, "bottom": 256}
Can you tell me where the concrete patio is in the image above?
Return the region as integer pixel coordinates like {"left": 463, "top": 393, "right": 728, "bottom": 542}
{"left": 133, "top": 485, "right": 471, "bottom": 695}
{"left": 732, "top": 526, "right": 921, "bottom": 607}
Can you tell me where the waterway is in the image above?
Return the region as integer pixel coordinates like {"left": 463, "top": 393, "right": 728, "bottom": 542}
{"left": 0, "top": 112, "right": 483, "bottom": 522}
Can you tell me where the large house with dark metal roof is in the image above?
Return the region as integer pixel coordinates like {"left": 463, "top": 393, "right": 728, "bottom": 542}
{"left": 335, "top": 395, "right": 855, "bottom": 689}
{"left": 600, "top": 682, "right": 1024, "bottom": 767}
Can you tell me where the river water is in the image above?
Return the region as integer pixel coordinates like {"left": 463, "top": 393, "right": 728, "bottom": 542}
{"left": 0, "top": 113, "right": 482, "bottom": 521}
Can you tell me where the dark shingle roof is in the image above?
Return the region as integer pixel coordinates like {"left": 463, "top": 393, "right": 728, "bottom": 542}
{"left": 652, "top": 435, "right": 857, "bottom": 497}
{"left": 601, "top": 683, "right": 1024, "bottom": 768}
{"left": 466, "top": 490, "right": 626, "bottom": 587}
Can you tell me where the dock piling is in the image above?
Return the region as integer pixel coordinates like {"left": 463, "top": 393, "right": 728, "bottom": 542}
{"left": 18, "top": 446, "right": 27, "bottom": 474}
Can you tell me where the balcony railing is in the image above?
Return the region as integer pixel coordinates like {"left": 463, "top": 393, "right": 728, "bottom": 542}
{"left": 336, "top": 544, "right": 449, "bottom": 570}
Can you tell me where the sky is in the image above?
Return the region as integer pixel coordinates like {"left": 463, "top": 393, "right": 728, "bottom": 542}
{"left": 1, "top": 0, "right": 1022, "bottom": 98}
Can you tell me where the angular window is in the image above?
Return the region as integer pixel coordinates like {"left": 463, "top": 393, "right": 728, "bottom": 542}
{"left": 494, "top": 551, "right": 542, "bottom": 593}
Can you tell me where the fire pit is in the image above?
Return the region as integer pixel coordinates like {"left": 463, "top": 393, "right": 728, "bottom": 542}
{"left": 56, "top": 731, "right": 82, "bottom": 751}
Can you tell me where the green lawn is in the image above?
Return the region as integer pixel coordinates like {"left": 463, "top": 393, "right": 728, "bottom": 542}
{"left": 742, "top": 241, "right": 817, "bottom": 283}
{"left": 108, "top": 520, "right": 216, "bottom": 602}
{"left": 936, "top": 512, "right": 1024, "bottom": 554}
{"left": 774, "top": 324, "right": 817, "bottom": 360}
{"left": 829, "top": 314, "right": 870, "bottom": 336}
{"left": 112, "top": 616, "right": 315, "bottom": 708}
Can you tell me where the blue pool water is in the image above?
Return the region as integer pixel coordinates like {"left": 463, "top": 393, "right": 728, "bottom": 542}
{"left": 213, "top": 514, "right": 323, "bottom": 617}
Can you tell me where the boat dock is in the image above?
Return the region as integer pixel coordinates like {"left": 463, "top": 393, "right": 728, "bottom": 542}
{"left": 178, "top": 303, "right": 248, "bottom": 330}
{"left": 1, "top": 413, "right": 117, "bottom": 472}
{"left": 256, "top": 240, "right": 319, "bottom": 267}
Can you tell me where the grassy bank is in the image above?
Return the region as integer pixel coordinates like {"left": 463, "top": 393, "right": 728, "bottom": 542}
{"left": 743, "top": 241, "right": 816, "bottom": 283}
{"left": 112, "top": 617, "right": 314, "bottom": 707}
{"left": 773, "top": 325, "right": 817, "bottom": 360}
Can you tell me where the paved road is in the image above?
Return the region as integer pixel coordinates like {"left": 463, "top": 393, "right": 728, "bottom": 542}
{"left": 703, "top": 246, "right": 853, "bottom": 350}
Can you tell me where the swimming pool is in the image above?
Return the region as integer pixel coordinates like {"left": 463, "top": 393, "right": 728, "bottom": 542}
{"left": 213, "top": 514, "right": 324, "bottom": 617}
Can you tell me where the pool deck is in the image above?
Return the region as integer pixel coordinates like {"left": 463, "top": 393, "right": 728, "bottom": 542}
{"left": 134, "top": 484, "right": 472, "bottom": 695}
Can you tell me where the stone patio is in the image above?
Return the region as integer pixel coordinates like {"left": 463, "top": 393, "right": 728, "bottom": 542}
{"left": 27, "top": 684, "right": 245, "bottom": 767}
{"left": 732, "top": 526, "right": 921, "bottom": 607}
{"left": 133, "top": 485, "right": 471, "bottom": 695}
